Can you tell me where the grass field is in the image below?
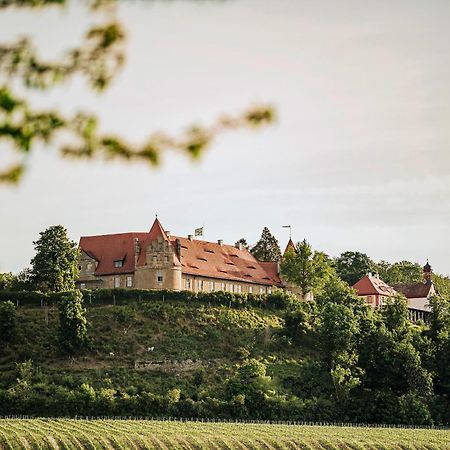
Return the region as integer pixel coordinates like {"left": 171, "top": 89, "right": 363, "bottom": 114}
{"left": 0, "top": 419, "right": 448, "bottom": 450}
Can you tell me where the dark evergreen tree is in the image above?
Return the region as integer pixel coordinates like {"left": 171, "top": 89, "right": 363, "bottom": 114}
{"left": 30, "top": 225, "right": 79, "bottom": 292}
{"left": 250, "top": 227, "right": 281, "bottom": 262}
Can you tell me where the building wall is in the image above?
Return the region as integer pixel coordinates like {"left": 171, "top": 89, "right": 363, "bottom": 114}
{"left": 180, "top": 274, "right": 273, "bottom": 295}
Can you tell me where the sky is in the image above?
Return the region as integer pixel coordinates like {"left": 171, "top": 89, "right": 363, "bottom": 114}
{"left": 1, "top": 0, "right": 449, "bottom": 275}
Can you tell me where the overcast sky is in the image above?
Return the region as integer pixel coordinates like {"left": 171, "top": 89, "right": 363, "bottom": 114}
{"left": 1, "top": 0, "right": 449, "bottom": 275}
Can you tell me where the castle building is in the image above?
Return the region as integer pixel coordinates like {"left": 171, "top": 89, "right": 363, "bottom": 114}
{"left": 77, "top": 218, "right": 282, "bottom": 294}
{"left": 352, "top": 262, "right": 437, "bottom": 322}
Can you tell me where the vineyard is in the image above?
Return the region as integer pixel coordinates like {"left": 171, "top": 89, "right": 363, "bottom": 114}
{"left": 0, "top": 419, "right": 448, "bottom": 450}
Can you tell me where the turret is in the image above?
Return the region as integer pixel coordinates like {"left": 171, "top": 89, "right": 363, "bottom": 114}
{"left": 423, "top": 260, "right": 432, "bottom": 285}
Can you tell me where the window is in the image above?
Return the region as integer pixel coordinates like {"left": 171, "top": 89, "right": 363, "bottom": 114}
{"left": 80, "top": 283, "right": 86, "bottom": 290}
{"left": 152, "top": 255, "right": 157, "bottom": 263}
{"left": 114, "top": 260, "right": 123, "bottom": 268}
{"left": 260, "top": 287, "right": 265, "bottom": 294}
{"left": 221, "top": 282, "right": 225, "bottom": 291}
{"left": 210, "top": 281, "right": 215, "bottom": 292}
{"left": 185, "top": 278, "right": 191, "bottom": 289}
{"left": 198, "top": 279, "right": 204, "bottom": 291}
{"left": 238, "top": 285, "right": 242, "bottom": 294}
{"left": 164, "top": 255, "right": 169, "bottom": 264}
{"left": 248, "top": 286, "right": 253, "bottom": 294}
{"left": 87, "top": 262, "right": 92, "bottom": 271}
{"left": 78, "top": 265, "right": 82, "bottom": 271}
{"left": 157, "top": 271, "right": 163, "bottom": 283}
{"left": 267, "top": 287, "right": 272, "bottom": 294}
{"left": 114, "top": 277, "right": 120, "bottom": 288}
{"left": 126, "top": 276, "right": 133, "bottom": 288}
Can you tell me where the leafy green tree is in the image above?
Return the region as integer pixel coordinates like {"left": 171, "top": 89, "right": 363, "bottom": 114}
{"left": 319, "top": 302, "right": 359, "bottom": 365}
{"left": 0, "top": 273, "right": 14, "bottom": 290}
{"left": 0, "top": 0, "right": 273, "bottom": 184}
{"left": 280, "top": 239, "right": 332, "bottom": 298}
{"left": 58, "top": 290, "right": 88, "bottom": 354}
{"left": 382, "top": 261, "right": 422, "bottom": 284}
{"left": 432, "top": 273, "right": 450, "bottom": 298}
{"left": 335, "top": 251, "right": 375, "bottom": 286}
{"left": 250, "top": 227, "right": 281, "bottom": 262}
{"left": 381, "top": 295, "right": 410, "bottom": 333}
{"left": 0, "top": 301, "right": 17, "bottom": 342}
{"left": 30, "top": 225, "right": 79, "bottom": 292}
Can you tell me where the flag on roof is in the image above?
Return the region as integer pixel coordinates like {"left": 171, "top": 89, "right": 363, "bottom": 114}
{"left": 195, "top": 227, "right": 203, "bottom": 236}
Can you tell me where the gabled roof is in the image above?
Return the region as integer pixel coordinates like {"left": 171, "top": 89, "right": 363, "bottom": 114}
{"left": 78, "top": 218, "right": 281, "bottom": 286}
{"left": 391, "top": 282, "right": 434, "bottom": 299}
{"left": 79, "top": 232, "right": 147, "bottom": 276}
{"left": 283, "top": 238, "right": 296, "bottom": 255}
{"left": 170, "top": 236, "right": 282, "bottom": 286}
{"left": 136, "top": 218, "right": 171, "bottom": 266}
{"left": 352, "top": 274, "right": 397, "bottom": 297}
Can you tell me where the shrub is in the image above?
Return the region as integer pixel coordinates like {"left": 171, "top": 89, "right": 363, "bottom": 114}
{"left": 0, "top": 300, "right": 17, "bottom": 341}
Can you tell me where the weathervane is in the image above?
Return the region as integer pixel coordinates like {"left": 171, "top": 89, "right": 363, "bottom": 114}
{"left": 282, "top": 224, "right": 292, "bottom": 239}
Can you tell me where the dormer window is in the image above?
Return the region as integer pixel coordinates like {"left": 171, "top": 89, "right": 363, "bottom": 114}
{"left": 114, "top": 260, "right": 124, "bottom": 268}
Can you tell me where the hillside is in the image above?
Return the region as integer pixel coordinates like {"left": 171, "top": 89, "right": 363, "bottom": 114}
{"left": 0, "top": 291, "right": 449, "bottom": 425}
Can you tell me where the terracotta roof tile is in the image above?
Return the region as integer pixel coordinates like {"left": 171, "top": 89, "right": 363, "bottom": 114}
{"left": 352, "top": 274, "right": 397, "bottom": 297}
{"left": 79, "top": 218, "right": 282, "bottom": 287}
{"left": 79, "top": 232, "right": 147, "bottom": 276}
{"left": 171, "top": 236, "right": 282, "bottom": 286}
{"left": 391, "top": 283, "right": 433, "bottom": 299}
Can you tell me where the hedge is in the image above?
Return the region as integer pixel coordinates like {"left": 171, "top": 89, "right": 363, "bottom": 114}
{"left": 0, "top": 288, "right": 299, "bottom": 310}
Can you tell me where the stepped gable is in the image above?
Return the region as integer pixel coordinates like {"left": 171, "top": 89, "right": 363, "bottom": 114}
{"left": 171, "top": 236, "right": 282, "bottom": 286}
{"left": 352, "top": 274, "right": 397, "bottom": 297}
{"left": 391, "top": 283, "right": 433, "bottom": 299}
{"left": 79, "top": 232, "right": 148, "bottom": 276}
{"left": 136, "top": 217, "right": 179, "bottom": 267}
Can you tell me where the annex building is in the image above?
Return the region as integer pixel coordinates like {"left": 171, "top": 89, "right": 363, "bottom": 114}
{"left": 77, "top": 218, "right": 283, "bottom": 294}
{"left": 352, "top": 262, "right": 437, "bottom": 322}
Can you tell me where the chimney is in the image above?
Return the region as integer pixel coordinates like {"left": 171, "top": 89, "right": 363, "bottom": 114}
{"left": 166, "top": 230, "right": 171, "bottom": 238}
{"left": 218, "top": 239, "right": 223, "bottom": 246}
{"left": 188, "top": 234, "right": 193, "bottom": 241}
{"left": 134, "top": 238, "right": 141, "bottom": 264}
{"left": 235, "top": 242, "right": 243, "bottom": 251}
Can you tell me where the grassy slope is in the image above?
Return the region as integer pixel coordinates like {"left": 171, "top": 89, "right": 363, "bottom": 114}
{"left": 0, "top": 301, "right": 304, "bottom": 394}
{"left": 0, "top": 419, "right": 448, "bottom": 450}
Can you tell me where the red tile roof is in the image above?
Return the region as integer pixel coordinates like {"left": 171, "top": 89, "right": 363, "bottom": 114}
{"left": 170, "top": 236, "right": 282, "bottom": 286}
{"left": 391, "top": 282, "right": 433, "bottom": 299}
{"left": 352, "top": 274, "right": 397, "bottom": 297}
{"left": 283, "top": 238, "right": 296, "bottom": 255}
{"left": 79, "top": 218, "right": 281, "bottom": 286}
{"left": 79, "top": 232, "right": 148, "bottom": 276}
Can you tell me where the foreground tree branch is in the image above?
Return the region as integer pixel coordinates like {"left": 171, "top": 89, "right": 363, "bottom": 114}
{"left": 0, "top": 0, "right": 275, "bottom": 183}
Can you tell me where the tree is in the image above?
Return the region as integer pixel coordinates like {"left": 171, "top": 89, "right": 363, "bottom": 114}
{"left": 30, "top": 225, "right": 79, "bottom": 292}
{"left": 235, "top": 238, "right": 249, "bottom": 250}
{"left": 0, "top": 301, "right": 17, "bottom": 342}
{"left": 280, "top": 239, "right": 332, "bottom": 298}
{"left": 381, "top": 261, "right": 422, "bottom": 284}
{"left": 0, "top": 1, "right": 274, "bottom": 184}
{"left": 335, "top": 251, "right": 375, "bottom": 286}
{"left": 250, "top": 227, "right": 281, "bottom": 262}
{"left": 0, "top": 273, "right": 14, "bottom": 290}
{"left": 58, "top": 290, "right": 88, "bottom": 354}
